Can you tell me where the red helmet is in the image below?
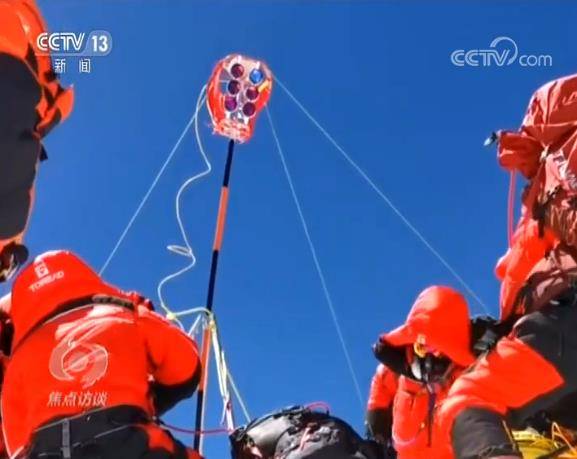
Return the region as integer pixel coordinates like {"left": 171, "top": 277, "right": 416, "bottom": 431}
{"left": 10, "top": 250, "right": 122, "bottom": 348}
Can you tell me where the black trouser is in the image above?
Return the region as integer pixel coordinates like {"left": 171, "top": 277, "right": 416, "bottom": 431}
{"left": 26, "top": 406, "right": 189, "bottom": 459}
{"left": 0, "top": 53, "right": 41, "bottom": 241}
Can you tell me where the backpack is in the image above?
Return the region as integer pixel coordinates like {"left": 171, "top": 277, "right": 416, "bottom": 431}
{"left": 230, "top": 406, "right": 386, "bottom": 459}
{"left": 491, "top": 74, "right": 577, "bottom": 315}
{"left": 496, "top": 73, "right": 577, "bottom": 248}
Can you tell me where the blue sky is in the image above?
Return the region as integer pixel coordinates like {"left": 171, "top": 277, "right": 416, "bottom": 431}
{"left": 4, "top": 1, "right": 576, "bottom": 457}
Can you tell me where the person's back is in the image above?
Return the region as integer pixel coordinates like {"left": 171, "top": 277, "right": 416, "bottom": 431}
{"left": 6, "top": 305, "right": 157, "bottom": 446}
{"left": 2, "top": 250, "right": 201, "bottom": 459}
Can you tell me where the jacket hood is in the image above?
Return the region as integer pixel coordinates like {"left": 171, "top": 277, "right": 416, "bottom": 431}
{"left": 10, "top": 250, "right": 121, "bottom": 348}
{"left": 383, "top": 286, "right": 475, "bottom": 367}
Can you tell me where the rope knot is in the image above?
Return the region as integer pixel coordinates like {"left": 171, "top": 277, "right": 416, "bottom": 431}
{"left": 166, "top": 311, "right": 177, "bottom": 322}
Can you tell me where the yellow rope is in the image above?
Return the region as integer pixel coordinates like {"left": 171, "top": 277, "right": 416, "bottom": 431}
{"left": 514, "top": 429, "right": 560, "bottom": 458}
{"left": 551, "top": 423, "right": 577, "bottom": 458}
{"left": 513, "top": 425, "right": 577, "bottom": 459}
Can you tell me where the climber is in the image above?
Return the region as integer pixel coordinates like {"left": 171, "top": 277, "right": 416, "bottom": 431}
{"left": 1, "top": 250, "right": 202, "bottom": 459}
{"left": 0, "top": 0, "right": 74, "bottom": 281}
{"left": 439, "top": 73, "right": 577, "bottom": 459}
{"left": 368, "top": 285, "right": 477, "bottom": 459}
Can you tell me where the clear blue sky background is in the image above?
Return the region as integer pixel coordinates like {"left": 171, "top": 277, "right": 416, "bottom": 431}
{"left": 2, "top": 1, "right": 576, "bottom": 457}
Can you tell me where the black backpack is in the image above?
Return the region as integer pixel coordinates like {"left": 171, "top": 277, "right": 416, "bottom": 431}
{"left": 230, "top": 406, "right": 385, "bottom": 459}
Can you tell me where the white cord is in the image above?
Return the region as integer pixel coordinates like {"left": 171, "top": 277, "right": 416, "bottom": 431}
{"left": 175, "top": 307, "right": 251, "bottom": 427}
{"left": 99, "top": 87, "right": 208, "bottom": 277}
{"left": 227, "top": 370, "right": 252, "bottom": 423}
{"left": 95, "top": 80, "right": 247, "bottom": 432}
{"left": 210, "top": 318, "right": 235, "bottom": 430}
{"left": 266, "top": 107, "right": 365, "bottom": 412}
{"left": 156, "top": 85, "right": 213, "bottom": 324}
{"left": 273, "top": 76, "right": 489, "bottom": 315}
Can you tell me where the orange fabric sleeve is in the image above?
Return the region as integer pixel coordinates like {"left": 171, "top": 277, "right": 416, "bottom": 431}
{"left": 136, "top": 306, "right": 200, "bottom": 386}
{"left": 438, "top": 336, "right": 564, "bottom": 447}
{"left": 367, "top": 364, "right": 399, "bottom": 411}
{"left": 1, "top": 358, "right": 28, "bottom": 456}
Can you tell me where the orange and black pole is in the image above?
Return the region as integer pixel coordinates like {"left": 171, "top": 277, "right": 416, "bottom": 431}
{"left": 194, "top": 138, "right": 236, "bottom": 452}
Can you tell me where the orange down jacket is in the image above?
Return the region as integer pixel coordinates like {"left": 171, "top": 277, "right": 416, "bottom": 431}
{"left": 495, "top": 73, "right": 577, "bottom": 320}
{"left": 368, "top": 286, "right": 475, "bottom": 459}
{"left": 1, "top": 251, "right": 201, "bottom": 457}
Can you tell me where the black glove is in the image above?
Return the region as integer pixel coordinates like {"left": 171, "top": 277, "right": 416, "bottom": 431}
{"left": 470, "top": 315, "right": 511, "bottom": 356}
{"left": 366, "top": 408, "right": 393, "bottom": 444}
{"left": 372, "top": 338, "right": 411, "bottom": 377}
{"left": 360, "top": 438, "right": 396, "bottom": 459}
{"left": 151, "top": 365, "right": 201, "bottom": 415}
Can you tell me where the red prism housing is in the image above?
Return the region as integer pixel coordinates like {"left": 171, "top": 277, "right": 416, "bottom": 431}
{"left": 207, "top": 54, "right": 273, "bottom": 143}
